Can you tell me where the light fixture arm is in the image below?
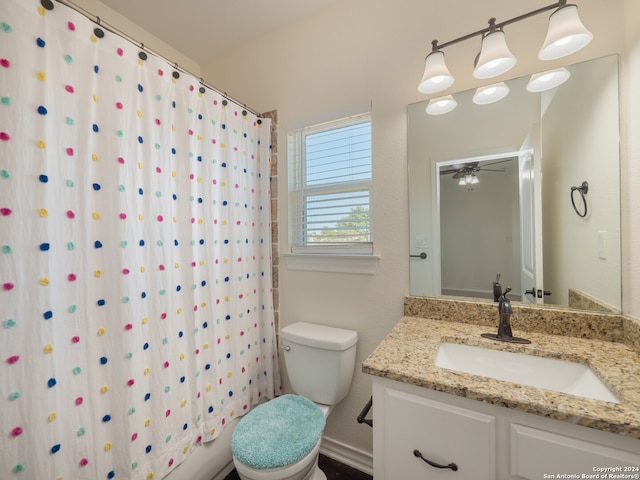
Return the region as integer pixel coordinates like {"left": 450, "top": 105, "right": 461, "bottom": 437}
{"left": 429, "top": 0, "right": 568, "bottom": 53}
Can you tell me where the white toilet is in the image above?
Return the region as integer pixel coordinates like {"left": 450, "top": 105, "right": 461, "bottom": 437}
{"left": 231, "top": 322, "right": 358, "bottom": 480}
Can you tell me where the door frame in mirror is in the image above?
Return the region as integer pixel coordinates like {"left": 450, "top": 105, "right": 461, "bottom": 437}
{"left": 433, "top": 150, "right": 523, "bottom": 300}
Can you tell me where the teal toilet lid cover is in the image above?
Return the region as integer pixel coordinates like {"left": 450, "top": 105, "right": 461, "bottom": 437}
{"left": 231, "top": 394, "right": 325, "bottom": 469}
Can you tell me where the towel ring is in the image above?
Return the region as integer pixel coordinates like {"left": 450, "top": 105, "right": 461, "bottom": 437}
{"left": 570, "top": 181, "right": 588, "bottom": 218}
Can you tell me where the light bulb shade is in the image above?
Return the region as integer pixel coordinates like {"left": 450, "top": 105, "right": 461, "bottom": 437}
{"left": 538, "top": 4, "right": 593, "bottom": 60}
{"left": 469, "top": 174, "right": 479, "bottom": 185}
{"left": 473, "top": 82, "right": 510, "bottom": 105}
{"left": 418, "top": 50, "right": 455, "bottom": 94}
{"left": 473, "top": 30, "right": 517, "bottom": 79}
{"left": 526, "top": 67, "right": 571, "bottom": 92}
{"left": 425, "top": 95, "right": 457, "bottom": 115}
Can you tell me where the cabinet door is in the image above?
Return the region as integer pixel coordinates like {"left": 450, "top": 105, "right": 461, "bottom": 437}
{"left": 384, "top": 388, "right": 496, "bottom": 479}
{"left": 511, "top": 424, "right": 640, "bottom": 479}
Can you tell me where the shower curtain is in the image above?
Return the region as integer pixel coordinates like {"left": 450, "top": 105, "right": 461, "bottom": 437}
{"left": 0, "top": 1, "right": 281, "bottom": 479}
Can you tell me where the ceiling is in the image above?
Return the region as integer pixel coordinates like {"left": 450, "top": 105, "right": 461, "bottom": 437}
{"left": 99, "top": 0, "right": 339, "bottom": 65}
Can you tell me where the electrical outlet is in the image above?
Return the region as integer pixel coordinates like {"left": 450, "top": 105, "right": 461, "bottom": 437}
{"left": 598, "top": 230, "right": 607, "bottom": 259}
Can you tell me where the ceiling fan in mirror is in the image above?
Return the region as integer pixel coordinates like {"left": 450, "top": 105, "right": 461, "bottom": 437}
{"left": 440, "top": 158, "right": 513, "bottom": 185}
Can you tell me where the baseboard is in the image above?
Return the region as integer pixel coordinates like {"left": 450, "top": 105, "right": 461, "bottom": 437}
{"left": 320, "top": 436, "right": 373, "bottom": 476}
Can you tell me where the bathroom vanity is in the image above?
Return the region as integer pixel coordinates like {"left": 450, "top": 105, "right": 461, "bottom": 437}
{"left": 363, "top": 297, "right": 640, "bottom": 479}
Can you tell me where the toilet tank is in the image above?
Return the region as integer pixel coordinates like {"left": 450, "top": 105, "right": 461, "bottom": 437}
{"left": 280, "top": 322, "right": 358, "bottom": 406}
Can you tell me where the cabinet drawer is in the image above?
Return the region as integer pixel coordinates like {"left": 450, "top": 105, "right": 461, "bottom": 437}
{"left": 511, "top": 424, "right": 640, "bottom": 479}
{"left": 385, "top": 388, "right": 496, "bottom": 479}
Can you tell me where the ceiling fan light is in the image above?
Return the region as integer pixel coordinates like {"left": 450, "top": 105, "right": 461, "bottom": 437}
{"left": 458, "top": 177, "right": 467, "bottom": 186}
{"left": 538, "top": 4, "right": 593, "bottom": 60}
{"left": 425, "top": 95, "right": 457, "bottom": 115}
{"left": 418, "top": 50, "right": 455, "bottom": 94}
{"left": 526, "top": 67, "right": 571, "bottom": 92}
{"left": 473, "top": 30, "right": 517, "bottom": 79}
{"left": 473, "top": 82, "right": 510, "bottom": 105}
{"left": 470, "top": 174, "right": 479, "bottom": 185}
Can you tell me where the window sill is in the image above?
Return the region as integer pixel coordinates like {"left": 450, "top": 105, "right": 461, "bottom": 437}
{"left": 282, "top": 253, "right": 380, "bottom": 275}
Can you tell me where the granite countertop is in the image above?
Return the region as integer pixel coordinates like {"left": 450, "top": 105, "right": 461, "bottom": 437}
{"left": 362, "top": 315, "right": 640, "bottom": 439}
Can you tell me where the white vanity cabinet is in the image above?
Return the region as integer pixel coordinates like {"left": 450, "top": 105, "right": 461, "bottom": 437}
{"left": 372, "top": 377, "right": 640, "bottom": 480}
{"left": 375, "top": 380, "right": 496, "bottom": 479}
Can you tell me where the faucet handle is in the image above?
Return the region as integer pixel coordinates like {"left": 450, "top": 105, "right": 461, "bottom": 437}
{"left": 492, "top": 274, "right": 503, "bottom": 302}
{"left": 499, "top": 287, "right": 513, "bottom": 314}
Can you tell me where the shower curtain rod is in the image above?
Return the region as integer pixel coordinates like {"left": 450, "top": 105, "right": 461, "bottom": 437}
{"left": 53, "top": 0, "right": 264, "bottom": 118}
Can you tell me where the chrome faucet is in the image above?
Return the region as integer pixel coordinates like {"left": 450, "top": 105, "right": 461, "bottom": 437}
{"left": 481, "top": 287, "right": 531, "bottom": 344}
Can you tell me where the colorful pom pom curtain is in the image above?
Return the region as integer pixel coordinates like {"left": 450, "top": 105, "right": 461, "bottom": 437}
{"left": 0, "top": 0, "right": 281, "bottom": 478}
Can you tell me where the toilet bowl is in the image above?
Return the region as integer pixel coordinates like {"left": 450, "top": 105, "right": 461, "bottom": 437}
{"left": 231, "top": 322, "right": 358, "bottom": 480}
{"left": 234, "top": 437, "right": 323, "bottom": 480}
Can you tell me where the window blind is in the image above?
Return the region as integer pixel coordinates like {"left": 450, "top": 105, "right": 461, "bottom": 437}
{"left": 289, "top": 114, "right": 372, "bottom": 254}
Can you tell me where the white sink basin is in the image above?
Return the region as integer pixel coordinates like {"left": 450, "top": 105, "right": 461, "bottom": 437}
{"left": 435, "top": 343, "right": 619, "bottom": 403}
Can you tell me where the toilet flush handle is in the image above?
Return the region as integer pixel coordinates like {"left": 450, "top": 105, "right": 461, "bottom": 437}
{"left": 282, "top": 344, "right": 291, "bottom": 352}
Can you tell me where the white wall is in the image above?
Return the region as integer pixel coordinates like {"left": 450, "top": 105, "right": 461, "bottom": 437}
{"left": 201, "top": 0, "right": 632, "bottom": 461}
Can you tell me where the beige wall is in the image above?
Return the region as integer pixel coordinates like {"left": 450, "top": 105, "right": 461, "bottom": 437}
{"left": 201, "top": 0, "right": 638, "bottom": 459}
{"left": 621, "top": 0, "right": 640, "bottom": 320}
{"left": 70, "top": 0, "right": 201, "bottom": 75}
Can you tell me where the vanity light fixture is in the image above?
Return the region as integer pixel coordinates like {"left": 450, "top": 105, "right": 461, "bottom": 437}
{"left": 473, "top": 82, "right": 510, "bottom": 105}
{"left": 425, "top": 95, "right": 457, "bottom": 115}
{"left": 473, "top": 20, "right": 517, "bottom": 79}
{"left": 417, "top": 0, "right": 592, "bottom": 95}
{"left": 526, "top": 67, "right": 571, "bottom": 92}
{"left": 538, "top": 4, "right": 593, "bottom": 60}
{"left": 418, "top": 44, "right": 455, "bottom": 94}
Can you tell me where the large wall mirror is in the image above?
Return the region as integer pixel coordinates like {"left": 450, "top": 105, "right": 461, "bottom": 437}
{"left": 408, "top": 55, "right": 621, "bottom": 313}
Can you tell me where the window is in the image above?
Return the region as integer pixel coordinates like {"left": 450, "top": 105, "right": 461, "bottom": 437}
{"left": 289, "top": 113, "right": 372, "bottom": 255}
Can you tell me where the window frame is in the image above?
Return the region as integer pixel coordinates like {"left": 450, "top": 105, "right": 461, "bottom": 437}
{"left": 288, "top": 113, "right": 373, "bottom": 256}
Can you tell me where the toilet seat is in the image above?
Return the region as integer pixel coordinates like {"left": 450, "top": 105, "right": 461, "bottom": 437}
{"left": 231, "top": 395, "right": 326, "bottom": 472}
